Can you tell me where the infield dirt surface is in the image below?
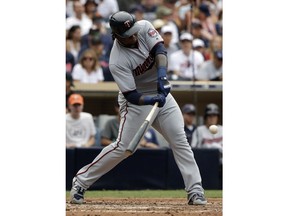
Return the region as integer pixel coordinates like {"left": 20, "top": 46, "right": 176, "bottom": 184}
{"left": 66, "top": 197, "right": 222, "bottom": 216}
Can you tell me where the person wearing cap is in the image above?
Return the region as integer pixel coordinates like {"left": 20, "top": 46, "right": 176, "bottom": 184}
{"left": 196, "top": 49, "right": 222, "bottom": 81}
{"left": 169, "top": 32, "right": 204, "bottom": 80}
{"left": 191, "top": 103, "right": 223, "bottom": 159}
{"left": 160, "top": 25, "right": 180, "bottom": 73}
{"left": 190, "top": 19, "right": 208, "bottom": 47}
{"left": 66, "top": 94, "right": 96, "bottom": 148}
{"left": 195, "top": 3, "right": 217, "bottom": 44}
{"left": 70, "top": 11, "right": 207, "bottom": 206}
{"left": 192, "top": 38, "right": 210, "bottom": 60}
{"left": 191, "top": 103, "right": 223, "bottom": 189}
{"left": 182, "top": 104, "right": 197, "bottom": 144}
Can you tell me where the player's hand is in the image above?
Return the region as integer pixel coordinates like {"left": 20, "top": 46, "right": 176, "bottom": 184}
{"left": 157, "top": 76, "right": 171, "bottom": 97}
{"left": 152, "top": 94, "right": 166, "bottom": 107}
{"left": 143, "top": 94, "right": 166, "bottom": 107}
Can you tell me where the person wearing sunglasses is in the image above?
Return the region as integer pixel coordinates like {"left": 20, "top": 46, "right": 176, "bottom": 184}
{"left": 72, "top": 48, "right": 104, "bottom": 83}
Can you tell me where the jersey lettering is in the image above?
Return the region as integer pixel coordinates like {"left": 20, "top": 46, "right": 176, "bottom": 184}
{"left": 133, "top": 54, "right": 154, "bottom": 76}
{"left": 202, "top": 137, "right": 222, "bottom": 145}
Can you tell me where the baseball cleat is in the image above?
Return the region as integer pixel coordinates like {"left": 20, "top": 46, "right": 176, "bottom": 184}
{"left": 70, "top": 184, "right": 86, "bottom": 204}
{"left": 187, "top": 193, "right": 207, "bottom": 205}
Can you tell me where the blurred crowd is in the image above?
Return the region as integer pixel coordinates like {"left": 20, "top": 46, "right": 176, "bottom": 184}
{"left": 65, "top": 0, "right": 223, "bottom": 155}
{"left": 66, "top": 0, "right": 223, "bottom": 84}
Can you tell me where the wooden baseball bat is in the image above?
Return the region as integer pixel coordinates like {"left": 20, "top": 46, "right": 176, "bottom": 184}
{"left": 125, "top": 102, "right": 159, "bottom": 156}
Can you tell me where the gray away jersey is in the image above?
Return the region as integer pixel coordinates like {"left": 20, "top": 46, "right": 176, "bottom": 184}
{"left": 109, "top": 20, "right": 164, "bottom": 95}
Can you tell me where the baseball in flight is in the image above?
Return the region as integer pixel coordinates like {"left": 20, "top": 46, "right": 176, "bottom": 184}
{"left": 209, "top": 125, "right": 218, "bottom": 134}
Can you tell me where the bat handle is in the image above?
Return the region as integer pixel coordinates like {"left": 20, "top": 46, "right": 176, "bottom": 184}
{"left": 146, "top": 102, "right": 159, "bottom": 122}
{"left": 125, "top": 102, "right": 159, "bottom": 157}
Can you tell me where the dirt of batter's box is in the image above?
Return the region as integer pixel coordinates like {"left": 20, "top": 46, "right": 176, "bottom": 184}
{"left": 66, "top": 197, "right": 222, "bottom": 216}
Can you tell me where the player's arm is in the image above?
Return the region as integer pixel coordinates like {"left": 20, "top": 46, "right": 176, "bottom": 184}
{"left": 100, "top": 137, "right": 113, "bottom": 146}
{"left": 123, "top": 89, "right": 165, "bottom": 107}
{"left": 82, "top": 135, "right": 95, "bottom": 148}
{"left": 151, "top": 42, "right": 171, "bottom": 97}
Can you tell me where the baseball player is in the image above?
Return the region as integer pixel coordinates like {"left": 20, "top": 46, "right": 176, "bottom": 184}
{"left": 70, "top": 11, "right": 207, "bottom": 205}
{"left": 191, "top": 103, "right": 223, "bottom": 163}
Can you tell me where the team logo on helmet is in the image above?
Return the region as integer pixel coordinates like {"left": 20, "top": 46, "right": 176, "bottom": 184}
{"left": 124, "top": 20, "right": 131, "bottom": 28}
{"left": 147, "top": 28, "right": 158, "bottom": 37}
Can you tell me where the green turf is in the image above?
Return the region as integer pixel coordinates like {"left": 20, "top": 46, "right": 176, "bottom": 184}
{"left": 66, "top": 190, "right": 222, "bottom": 198}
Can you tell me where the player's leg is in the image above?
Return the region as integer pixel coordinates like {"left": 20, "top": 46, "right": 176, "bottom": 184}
{"left": 152, "top": 94, "right": 207, "bottom": 205}
{"left": 70, "top": 96, "right": 158, "bottom": 203}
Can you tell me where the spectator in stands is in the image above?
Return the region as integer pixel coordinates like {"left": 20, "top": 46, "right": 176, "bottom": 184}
{"left": 169, "top": 32, "right": 204, "bottom": 80}
{"left": 191, "top": 103, "right": 223, "bottom": 162}
{"left": 196, "top": 3, "right": 217, "bottom": 44}
{"left": 175, "top": 0, "right": 194, "bottom": 31}
{"left": 191, "top": 102, "right": 223, "bottom": 188}
{"left": 66, "top": 0, "right": 75, "bottom": 18}
{"left": 152, "top": 18, "right": 166, "bottom": 33}
{"left": 94, "top": 0, "right": 119, "bottom": 21}
{"left": 66, "top": 94, "right": 96, "bottom": 148}
{"left": 79, "top": 19, "right": 113, "bottom": 81}
{"left": 156, "top": 5, "right": 180, "bottom": 45}
{"left": 72, "top": 48, "right": 104, "bottom": 83}
{"left": 66, "top": 25, "right": 82, "bottom": 64}
{"left": 66, "top": 73, "right": 75, "bottom": 113}
{"left": 190, "top": 19, "right": 206, "bottom": 44}
{"left": 209, "top": 34, "right": 222, "bottom": 52}
{"left": 192, "top": 38, "right": 209, "bottom": 60}
{"left": 117, "top": 0, "right": 141, "bottom": 11}
{"left": 84, "top": 0, "right": 98, "bottom": 20}
{"left": 196, "top": 50, "right": 222, "bottom": 81}
{"left": 215, "top": 9, "right": 222, "bottom": 36}
{"left": 160, "top": 25, "right": 180, "bottom": 72}
{"left": 100, "top": 100, "right": 121, "bottom": 146}
{"left": 140, "top": 0, "right": 158, "bottom": 22}
{"left": 129, "top": 4, "right": 145, "bottom": 21}
{"left": 80, "top": 16, "right": 113, "bottom": 58}
{"left": 101, "top": 99, "right": 159, "bottom": 148}
{"left": 139, "top": 128, "right": 159, "bottom": 149}
{"left": 66, "top": 0, "right": 93, "bottom": 36}
{"left": 66, "top": 40, "right": 76, "bottom": 73}
{"left": 182, "top": 104, "right": 197, "bottom": 145}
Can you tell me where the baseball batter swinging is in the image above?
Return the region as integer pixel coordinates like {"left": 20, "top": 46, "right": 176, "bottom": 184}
{"left": 70, "top": 11, "right": 207, "bottom": 205}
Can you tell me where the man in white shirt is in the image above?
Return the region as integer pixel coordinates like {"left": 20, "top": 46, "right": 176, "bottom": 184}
{"left": 169, "top": 32, "right": 204, "bottom": 80}
{"left": 66, "top": 1, "right": 93, "bottom": 36}
{"left": 66, "top": 94, "right": 96, "bottom": 148}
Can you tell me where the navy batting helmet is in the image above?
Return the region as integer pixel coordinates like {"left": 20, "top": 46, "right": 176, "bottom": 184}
{"left": 204, "top": 103, "right": 220, "bottom": 117}
{"left": 109, "top": 11, "right": 141, "bottom": 38}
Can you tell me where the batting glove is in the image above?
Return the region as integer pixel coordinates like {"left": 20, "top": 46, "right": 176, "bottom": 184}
{"left": 157, "top": 66, "right": 171, "bottom": 97}
{"left": 143, "top": 94, "right": 166, "bottom": 107}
